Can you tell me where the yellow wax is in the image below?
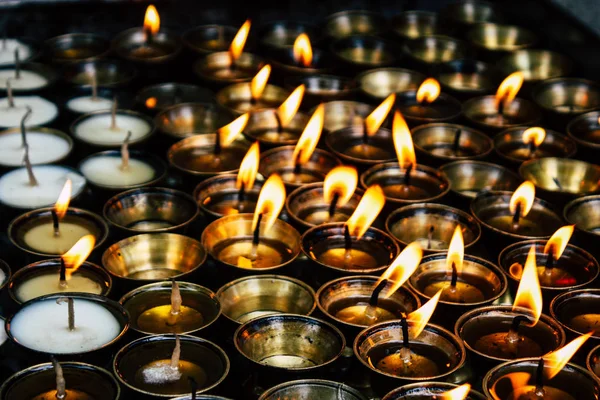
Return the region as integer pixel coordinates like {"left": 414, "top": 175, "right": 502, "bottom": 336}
{"left": 218, "top": 241, "right": 284, "bottom": 269}
{"left": 376, "top": 349, "right": 440, "bottom": 378}
{"left": 15, "top": 274, "right": 103, "bottom": 303}
{"left": 23, "top": 222, "right": 93, "bottom": 254}
{"left": 317, "top": 248, "right": 378, "bottom": 271}
{"left": 137, "top": 305, "right": 204, "bottom": 334}
{"left": 335, "top": 304, "right": 397, "bottom": 325}
{"left": 32, "top": 389, "right": 93, "bottom": 400}
{"left": 423, "top": 281, "right": 485, "bottom": 303}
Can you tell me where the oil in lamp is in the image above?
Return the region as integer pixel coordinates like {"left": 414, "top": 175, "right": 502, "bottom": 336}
{"left": 551, "top": 289, "right": 600, "bottom": 346}
{"left": 383, "top": 382, "right": 483, "bottom": 400}
{"left": 270, "top": 32, "right": 332, "bottom": 80}
{"left": 396, "top": 77, "right": 462, "bottom": 127}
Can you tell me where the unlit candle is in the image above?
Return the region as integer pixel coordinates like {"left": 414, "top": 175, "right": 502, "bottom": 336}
{"left": 74, "top": 114, "right": 152, "bottom": 146}
{"left": 0, "top": 130, "right": 70, "bottom": 166}
{"left": 0, "top": 40, "right": 32, "bottom": 66}
{"left": 0, "top": 70, "right": 48, "bottom": 90}
{"left": 0, "top": 96, "right": 58, "bottom": 128}
{"left": 67, "top": 96, "right": 113, "bottom": 114}
{"left": 80, "top": 155, "right": 156, "bottom": 187}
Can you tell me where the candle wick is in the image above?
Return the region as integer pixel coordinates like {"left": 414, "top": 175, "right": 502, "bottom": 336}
{"left": 170, "top": 335, "right": 181, "bottom": 370}
{"left": 497, "top": 97, "right": 505, "bottom": 117}
{"left": 328, "top": 192, "right": 340, "bottom": 219}
{"left": 59, "top": 257, "right": 67, "bottom": 287}
{"left": 512, "top": 202, "right": 522, "bottom": 228}
{"left": 450, "top": 262, "right": 458, "bottom": 288}
{"left": 363, "top": 120, "right": 369, "bottom": 145}
{"left": 188, "top": 377, "right": 198, "bottom": 400}
{"left": 120, "top": 131, "right": 132, "bottom": 171}
{"left": 427, "top": 225, "right": 434, "bottom": 250}
{"left": 506, "top": 314, "right": 530, "bottom": 356}
{"left": 1, "top": 33, "right": 6, "bottom": 51}
{"left": 343, "top": 224, "right": 352, "bottom": 251}
{"left": 14, "top": 48, "right": 20, "bottom": 80}
{"left": 57, "top": 297, "right": 75, "bottom": 331}
{"left": 403, "top": 163, "right": 413, "bottom": 187}
{"left": 535, "top": 358, "right": 545, "bottom": 395}
{"left": 237, "top": 181, "right": 246, "bottom": 204}
{"left": 20, "top": 106, "right": 38, "bottom": 186}
{"left": 369, "top": 279, "right": 387, "bottom": 307}
{"left": 167, "top": 280, "right": 182, "bottom": 326}
{"left": 400, "top": 315, "right": 410, "bottom": 349}
{"left": 545, "top": 245, "right": 556, "bottom": 270}
{"left": 91, "top": 72, "right": 98, "bottom": 101}
{"left": 52, "top": 210, "right": 60, "bottom": 237}
{"left": 552, "top": 177, "right": 563, "bottom": 190}
{"left": 293, "top": 149, "right": 302, "bottom": 175}
{"left": 214, "top": 128, "right": 222, "bottom": 155}
{"left": 528, "top": 140, "right": 538, "bottom": 158}
{"left": 51, "top": 356, "right": 67, "bottom": 400}
{"left": 274, "top": 110, "right": 283, "bottom": 134}
{"left": 452, "top": 128, "right": 462, "bottom": 155}
{"left": 145, "top": 26, "right": 153, "bottom": 45}
{"left": 7, "top": 78, "right": 14, "bottom": 108}
{"left": 252, "top": 213, "right": 263, "bottom": 247}
{"left": 110, "top": 96, "right": 118, "bottom": 130}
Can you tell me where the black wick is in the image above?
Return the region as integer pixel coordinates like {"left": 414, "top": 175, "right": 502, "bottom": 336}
{"left": 512, "top": 202, "right": 522, "bottom": 225}
{"left": 369, "top": 279, "right": 388, "bottom": 307}
{"left": 452, "top": 128, "right": 462, "bottom": 155}
{"left": 344, "top": 224, "right": 352, "bottom": 252}
{"left": 400, "top": 315, "right": 410, "bottom": 348}
{"left": 403, "top": 163, "right": 413, "bottom": 187}
{"left": 328, "top": 192, "right": 340, "bottom": 218}
{"left": 252, "top": 213, "right": 263, "bottom": 246}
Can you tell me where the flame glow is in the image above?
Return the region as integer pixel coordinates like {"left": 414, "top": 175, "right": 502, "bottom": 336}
{"left": 143, "top": 5, "right": 160, "bottom": 36}
{"left": 276, "top": 84, "right": 305, "bottom": 128}
{"left": 416, "top": 78, "right": 441, "bottom": 104}
{"left": 293, "top": 33, "right": 313, "bottom": 67}
{"left": 218, "top": 113, "right": 249, "bottom": 146}
{"left": 377, "top": 242, "right": 423, "bottom": 297}
{"left": 250, "top": 64, "right": 271, "bottom": 101}
{"left": 392, "top": 110, "right": 417, "bottom": 169}
{"left": 345, "top": 185, "right": 385, "bottom": 239}
{"left": 407, "top": 289, "right": 442, "bottom": 338}
{"left": 62, "top": 235, "right": 95, "bottom": 279}
{"left": 544, "top": 225, "right": 574, "bottom": 260}
{"left": 522, "top": 127, "right": 546, "bottom": 147}
{"left": 543, "top": 333, "right": 593, "bottom": 380}
{"left": 54, "top": 179, "right": 72, "bottom": 220}
{"left": 323, "top": 166, "right": 358, "bottom": 208}
{"left": 490, "top": 372, "right": 532, "bottom": 400}
{"left": 229, "top": 19, "right": 251, "bottom": 62}
{"left": 252, "top": 174, "right": 286, "bottom": 235}
{"left": 145, "top": 97, "right": 157, "bottom": 109}
{"left": 495, "top": 72, "right": 524, "bottom": 111}
{"left": 237, "top": 142, "right": 260, "bottom": 191}
{"left": 446, "top": 226, "right": 464, "bottom": 274}
{"left": 513, "top": 246, "right": 543, "bottom": 326}
{"left": 364, "top": 93, "right": 395, "bottom": 136}
{"left": 509, "top": 181, "right": 536, "bottom": 219}
{"left": 292, "top": 103, "right": 324, "bottom": 165}
{"left": 441, "top": 384, "right": 471, "bottom": 400}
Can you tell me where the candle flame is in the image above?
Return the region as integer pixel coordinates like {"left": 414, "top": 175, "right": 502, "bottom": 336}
{"left": 364, "top": 94, "right": 395, "bottom": 137}
{"left": 145, "top": 97, "right": 157, "bottom": 109}
{"left": 441, "top": 384, "right": 471, "bottom": 400}
{"left": 407, "top": 289, "right": 442, "bottom": 339}
{"left": 495, "top": 72, "right": 524, "bottom": 111}
{"left": 62, "top": 235, "right": 95, "bottom": 279}
{"left": 513, "top": 246, "right": 543, "bottom": 326}
{"left": 54, "top": 179, "right": 72, "bottom": 220}
{"left": 251, "top": 64, "right": 271, "bottom": 102}
{"left": 543, "top": 332, "right": 593, "bottom": 380}
{"left": 446, "top": 225, "right": 464, "bottom": 274}
{"left": 490, "top": 372, "right": 531, "bottom": 400}
{"left": 229, "top": 19, "right": 251, "bottom": 62}
{"left": 509, "top": 181, "right": 536, "bottom": 219}
{"left": 416, "top": 78, "right": 441, "bottom": 104}
{"left": 144, "top": 5, "right": 160, "bottom": 35}
{"left": 323, "top": 166, "right": 358, "bottom": 208}
{"left": 252, "top": 174, "right": 286, "bottom": 235}
{"left": 543, "top": 225, "right": 574, "bottom": 261}
{"left": 377, "top": 242, "right": 423, "bottom": 298}
{"left": 345, "top": 185, "right": 385, "bottom": 239}
{"left": 218, "top": 113, "right": 249, "bottom": 147}
{"left": 237, "top": 142, "right": 260, "bottom": 191}
{"left": 522, "top": 127, "right": 546, "bottom": 147}
{"left": 276, "top": 84, "right": 305, "bottom": 128}
{"left": 392, "top": 110, "right": 417, "bottom": 169}
{"left": 292, "top": 103, "right": 324, "bottom": 165}
{"left": 293, "top": 33, "right": 313, "bottom": 67}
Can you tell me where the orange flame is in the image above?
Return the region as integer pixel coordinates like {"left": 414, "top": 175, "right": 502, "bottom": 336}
{"left": 252, "top": 174, "right": 286, "bottom": 235}
{"left": 377, "top": 242, "right": 423, "bottom": 297}
{"left": 143, "top": 5, "right": 160, "bottom": 36}
{"left": 276, "top": 84, "right": 305, "bottom": 128}
{"left": 446, "top": 225, "right": 464, "bottom": 274}
{"left": 490, "top": 372, "right": 531, "bottom": 400}
{"left": 544, "top": 225, "right": 574, "bottom": 260}
{"left": 145, "top": 97, "right": 157, "bottom": 109}
{"left": 522, "top": 127, "right": 546, "bottom": 147}
{"left": 495, "top": 72, "right": 524, "bottom": 111}
{"left": 509, "top": 181, "right": 536, "bottom": 219}
{"left": 392, "top": 110, "right": 417, "bottom": 169}
{"left": 323, "top": 166, "right": 358, "bottom": 208}
{"left": 293, "top": 33, "right": 313, "bottom": 67}
{"left": 513, "top": 246, "right": 543, "bottom": 326}
{"left": 416, "top": 78, "right": 441, "bottom": 104}
{"left": 229, "top": 19, "right": 251, "bottom": 62}
{"left": 292, "top": 103, "right": 324, "bottom": 165}
{"left": 54, "top": 179, "right": 72, "bottom": 220}
{"left": 345, "top": 185, "right": 385, "bottom": 239}
{"left": 364, "top": 94, "right": 395, "bottom": 137}
{"left": 218, "top": 113, "right": 249, "bottom": 146}
{"left": 62, "top": 235, "right": 95, "bottom": 280}
{"left": 251, "top": 64, "right": 271, "bottom": 102}
{"left": 407, "top": 289, "right": 442, "bottom": 338}
{"left": 544, "top": 332, "right": 593, "bottom": 380}
{"left": 237, "top": 142, "right": 260, "bottom": 191}
{"left": 441, "top": 384, "right": 471, "bottom": 400}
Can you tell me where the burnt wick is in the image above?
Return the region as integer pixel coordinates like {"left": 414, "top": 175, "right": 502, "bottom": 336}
{"left": 452, "top": 128, "right": 462, "bottom": 155}
{"left": 252, "top": 213, "right": 263, "bottom": 247}
{"left": 59, "top": 257, "right": 67, "bottom": 288}
{"left": 450, "top": 262, "right": 458, "bottom": 288}
{"left": 403, "top": 163, "right": 413, "bottom": 187}
{"left": 189, "top": 377, "right": 198, "bottom": 400}
{"left": 427, "top": 225, "right": 434, "bottom": 250}
{"left": 237, "top": 182, "right": 246, "bottom": 203}
{"left": 293, "top": 149, "right": 302, "bottom": 175}
{"left": 14, "top": 48, "right": 20, "bottom": 79}
{"left": 369, "top": 279, "right": 388, "bottom": 307}
{"left": 512, "top": 202, "right": 522, "bottom": 227}
{"left": 400, "top": 315, "right": 410, "bottom": 349}
{"left": 328, "top": 192, "right": 340, "bottom": 218}
{"left": 535, "top": 357, "right": 546, "bottom": 395}
{"left": 52, "top": 209, "right": 60, "bottom": 237}
{"left": 344, "top": 224, "right": 352, "bottom": 251}
{"left": 214, "top": 127, "right": 222, "bottom": 155}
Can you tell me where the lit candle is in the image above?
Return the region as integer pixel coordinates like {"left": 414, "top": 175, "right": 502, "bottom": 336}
{"left": 397, "top": 77, "right": 462, "bottom": 125}
{"left": 0, "top": 127, "right": 71, "bottom": 167}
{"left": 0, "top": 39, "right": 33, "bottom": 66}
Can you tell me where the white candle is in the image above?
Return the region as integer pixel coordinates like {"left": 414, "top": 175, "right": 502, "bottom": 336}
{"left": 80, "top": 155, "right": 156, "bottom": 187}
{"left": 0, "top": 130, "right": 70, "bottom": 166}
{"left": 0, "top": 96, "right": 58, "bottom": 128}
{"left": 8, "top": 298, "right": 122, "bottom": 354}
{"left": 0, "top": 165, "right": 85, "bottom": 209}
{"left": 73, "top": 113, "right": 152, "bottom": 146}
{"left": 0, "top": 70, "right": 48, "bottom": 90}
{"left": 0, "top": 40, "right": 33, "bottom": 66}
{"left": 66, "top": 96, "right": 113, "bottom": 114}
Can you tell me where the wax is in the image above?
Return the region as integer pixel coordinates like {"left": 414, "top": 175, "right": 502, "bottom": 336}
{"left": 318, "top": 248, "right": 379, "bottom": 270}
{"left": 15, "top": 274, "right": 103, "bottom": 303}
{"left": 0, "top": 320, "right": 6, "bottom": 347}
{"left": 0, "top": 70, "right": 48, "bottom": 90}
{"left": 135, "top": 360, "right": 207, "bottom": 395}
{"left": 0, "top": 96, "right": 58, "bottom": 128}
{"left": 382, "top": 184, "right": 432, "bottom": 200}
{"left": 137, "top": 305, "right": 204, "bottom": 334}
{"left": 423, "top": 281, "right": 485, "bottom": 303}
{"left": 23, "top": 220, "right": 95, "bottom": 254}
{"left": 0, "top": 40, "right": 33, "bottom": 66}
{"left": 486, "top": 215, "right": 551, "bottom": 237}
{"left": 368, "top": 342, "right": 452, "bottom": 378}
{"left": 473, "top": 332, "right": 543, "bottom": 359}
{"left": 0, "top": 130, "right": 70, "bottom": 166}
{"left": 31, "top": 389, "right": 93, "bottom": 400}
{"left": 568, "top": 314, "right": 600, "bottom": 336}
{"left": 66, "top": 96, "right": 113, "bottom": 114}
{"left": 345, "top": 143, "right": 394, "bottom": 160}
{"left": 509, "top": 386, "right": 575, "bottom": 400}
{"left": 0, "top": 166, "right": 85, "bottom": 209}
{"left": 218, "top": 240, "right": 284, "bottom": 269}
{"left": 10, "top": 298, "right": 121, "bottom": 354}
{"left": 335, "top": 304, "right": 397, "bottom": 325}
{"left": 80, "top": 155, "right": 155, "bottom": 187}
{"left": 73, "top": 114, "right": 152, "bottom": 146}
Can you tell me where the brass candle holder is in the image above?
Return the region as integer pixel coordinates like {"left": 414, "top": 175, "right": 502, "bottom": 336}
{"left": 193, "top": 52, "right": 264, "bottom": 88}
{"left": 567, "top": 111, "right": 600, "bottom": 162}
{"left": 286, "top": 75, "right": 356, "bottom": 109}
{"left": 103, "top": 187, "right": 199, "bottom": 236}
{"left": 259, "top": 379, "right": 367, "bottom": 400}
{"left": 120, "top": 281, "right": 221, "bottom": 336}
{"left": 155, "top": 102, "right": 234, "bottom": 140}
{"left": 385, "top": 204, "right": 481, "bottom": 255}
{"left": 216, "top": 82, "right": 289, "bottom": 115}
{"left": 403, "top": 35, "right": 467, "bottom": 71}
{"left": 564, "top": 195, "right": 600, "bottom": 253}
{"left": 319, "top": 101, "right": 374, "bottom": 134}
{"left": 243, "top": 109, "right": 309, "bottom": 147}
{"left": 270, "top": 48, "right": 333, "bottom": 81}
{"left": 497, "top": 49, "right": 573, "bottom": 91}
{"left": 551, "top": 289, "right": 600, "bottom": 346}
{"left": 587, "top": 344, "right": 600, "bottom": 379}
{"left": 383, "top": 382, "right": 486, "bottom": 400}
{"left": 357, "top": 68, "right": 425, "bottom": 102}
{"left": 217, "top": 275, "right": 316, "bottom": 325}
{"left": 390, "top": 11, "right": 452, "bottom": 40}
{"left": 323, "top": 10, "right": 387, "bottom": 40}
{"left": 44, "top": 33, "right": 111, "bottom": 64}
{"left": 111, "top": 27, "right": 182, "bottom": 65}
{"left": 62, "top": 59, "right": 137, "bottom": 89}
{"left": 442, "top": 0, "right": 500, "bottom": 29}
{"left": 193, "top": 173, "right": 263, "bottom": 220}
{"left": 494, "top": 128, "right": 577, "bottom": 167}
{"left": 136, "top": 83, "right": 215, "bottom": 114}
{"left": 467, "top": 23, "right": 537, "bottom": 60}
{"left": 259, "top": 21, "right": 317, "bottom": 53}
{"left": 437, "top": 59, "right": 498, "bottom": 99}
{"left": 326, "top": 125, "right": 395, "bottom": 169}
{"left": 411, "top": 123, "right": 492, "bottom": 167}
{"left": 182, "top": 25, "right": 237, "bottom": 56}
{"left": 463, "top": 95, "right": 541, "bottom": 132}
{"left": 331, "top": 35, "right": 397, "bottom": 72}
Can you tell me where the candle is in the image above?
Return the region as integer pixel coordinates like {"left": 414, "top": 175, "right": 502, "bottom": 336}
{"left": 80, "top": 152, "right": 157, "bottom": 188}
{"left": 551, "top": 289, "right": 600, "bottom": 340}
{"left": 0, "top": 127, "right": 71, "bottom": 167}
{"left": 72, "top": 108, "right": 153, "bottom": 147}
{"left": 0, "top": 39, "right": 33, "bottom": 66}
{"left": 270, "top": 33, "right": 333, "bottom": 78}
{"left": 0, "top": 96, "right": 58, "bottom": 128}
{"left": 0, "top": 70, "right": 48, "bottom": 90}
{"left": 396, "top": 78, "right": 463, "bottom": 126}
{"left": 20, "top": 212, "right": 97, "bottom": 255}
{"left": 66, "top": 96, "right": 113, "bottom": 114}
{"left": 494, "top": 127, "right": 576, "bottom": 165}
